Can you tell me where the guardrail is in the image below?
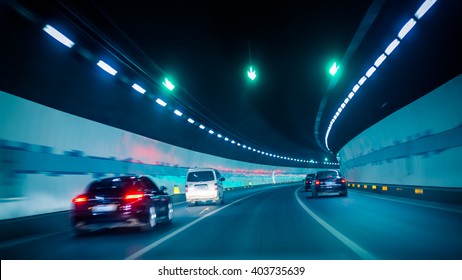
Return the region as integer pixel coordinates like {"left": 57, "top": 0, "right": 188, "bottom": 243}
{"left": 347, "top": 182, "right": 462, "bottom": 205}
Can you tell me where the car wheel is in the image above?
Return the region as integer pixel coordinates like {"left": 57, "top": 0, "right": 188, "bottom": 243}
{"left": 340, "top": 191, "right": 348, "bottom": 197}
{"left": 141, "top": 206, "right": 157, "bottom": 231}
{"left": 167, "top": 202, "right": 173, "bottom": 223}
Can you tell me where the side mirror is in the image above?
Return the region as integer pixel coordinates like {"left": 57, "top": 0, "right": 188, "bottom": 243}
{"left": 220, "top": 177, "right": 225, "bottom": 182}
{"left": 160, "top": 186, "right": 168, "bottom": 193}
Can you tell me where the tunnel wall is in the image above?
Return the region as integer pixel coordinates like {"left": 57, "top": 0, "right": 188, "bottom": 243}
{"left": 0, "top": 90, "right": 319, "bottom": 220}
{"left": 338, "top": 74, "right": 462, "bottom": 189}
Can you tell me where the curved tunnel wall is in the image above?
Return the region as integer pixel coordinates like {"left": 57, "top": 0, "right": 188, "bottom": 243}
{"left": 0, "top": 90, "right": 319, "bottom": 220}
{"left": 338, "top": 74, "right": 462, "bottom": 188}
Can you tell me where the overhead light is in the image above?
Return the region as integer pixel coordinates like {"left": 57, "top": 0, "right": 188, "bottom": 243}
{"left": 187, "top": 118, "right": 195, "bottom": 124}
{"left": 415, "top": 0, "right": 437, "bottom": 20}
{"left": 385, "top": 39, "right": 400, "bottom": 55}
{"left": 352, "top": 84, "right": 360, "bottom": 93}
{"left": 199, "top": 124, "right": 205, "bottom": 129}
{"left": 173, "top": 109, "right": 182, "bottom": 116}
{"left": 374, "top": 54, "right": 387, "bottom": 68}
{"left": 398, "top": 18, "right": 416, "bottom": 40}
{"left": 132, "top": 83, "right": 146, "bottom": 94}
{"left": 155, "top": 98, "right": 167, "bottom": 107}
{"left": 97, "top": 60, "right": 117, "bottom": 76}
{"left": 358, "top": 76, "right": 367, "bottom": 85}
{"left": 208, "top": 129, "right": 214, "bottom": 135}
{"left": 42, "top": 24, "right": 74, "bottom": 48}
{"left": 162, "top": 78, "right": 175, "bottom": 91}
{"left": 365, "top": 66, "right": 376, "bottom": 78}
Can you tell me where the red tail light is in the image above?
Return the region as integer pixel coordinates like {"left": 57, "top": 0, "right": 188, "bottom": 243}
{"left": 185, "top": 185, "right": 188, "bottom": 192}
{"left": 315, "top": 180, "right": 321, "bottom": 186}
{"left": 340, "top": 178, "right": 346, "bottom": 184}
{"left": 72, "top": 195, "right": 87, "bottom": 203}
{"left": 124, "top": 192, "right": 144, "bottom": 201}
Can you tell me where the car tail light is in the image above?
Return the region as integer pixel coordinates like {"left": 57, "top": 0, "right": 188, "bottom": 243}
{"left": 124, "top": 191, "right": 144, "bottom": 201}
{"left": 72, "top": 195, "right": 87, "bottom": 204}
{"left": 341, "top": 178, "right": 346, "bottom": 184}
{"left": 315, "top": 180, "right": 321, "bottom": 186}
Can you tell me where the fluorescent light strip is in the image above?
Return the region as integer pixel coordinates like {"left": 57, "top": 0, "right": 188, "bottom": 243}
{"left": 398, "top": 18, "right": 416, "bottom": 40}
{"left": 43, "top": 25, "right": 74, "bottom": 48}
{"left": 97, "top": 60, "right": 117, "bottom": 76}
{"left": 155, "top": 98, "right": 167, "bottom": 107}
{"left": 374, "top": 54, "right": 387, "bottom": 68}
{"left": 385, "top": 39, "right": 400, "bottom": 55}
{"left": 365, "top": 66, "right": 377, "bottom": 78}
{"left": 415, "top": 0, "right": 437, "bottom": 20}
{"left": 358, "top": 76, "right": 367, "bottom": 85}
{"left": 187, "top": 118, "right": 195, "bottom": 124}
{"left": 132, "top": 83, "right": 146, "bottom": 94}
{"left": 174, "top": 109, "right": 182, "bottom": 116}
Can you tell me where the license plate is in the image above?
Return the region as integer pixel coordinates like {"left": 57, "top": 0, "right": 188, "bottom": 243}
{"left": 92, "top": 204, "right": 117, "bottom": 213}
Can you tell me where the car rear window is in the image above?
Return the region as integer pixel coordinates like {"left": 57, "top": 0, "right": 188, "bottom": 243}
{"left": 316, "top": 171, "right": 339, "bottom": 179}
{"left": 87, "top": 177, "right": 135, "bottom": 193}
{"left": 187, "top": 171, "right": 215, "bottom": 182}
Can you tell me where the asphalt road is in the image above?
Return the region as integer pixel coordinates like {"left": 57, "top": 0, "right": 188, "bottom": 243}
{"left": 1, "top": 183, "right": 462, "bottom": 260}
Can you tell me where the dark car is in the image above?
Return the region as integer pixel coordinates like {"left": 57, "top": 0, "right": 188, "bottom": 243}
{"left": 311, "top": 170, "right": 348, "bottom": 198}
{"left": 304, "top": 173, "right": 315, "bottom": 192}
{"left": 71, "top": 175, "right": 173, "bottom": 235}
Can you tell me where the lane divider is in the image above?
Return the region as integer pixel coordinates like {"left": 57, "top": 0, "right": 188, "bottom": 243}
{"left": 294, "top": 187, "right": 376, "bottom": 260}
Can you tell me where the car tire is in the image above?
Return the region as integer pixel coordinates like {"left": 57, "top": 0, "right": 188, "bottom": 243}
{"left": 340, "top": 191, "right": 348, "bottom": 197}
{"left": 166, "top": 203, "right": 173, "bottom": 223}
{"left": 141, "top": 206, "right": 157, "bottom": 231}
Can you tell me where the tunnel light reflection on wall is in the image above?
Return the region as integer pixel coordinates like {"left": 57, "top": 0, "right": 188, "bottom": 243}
{"left": 97, "top": 60, "right": 117, "bottom": 76}
{"left": 42, "top": 24, "right": 74, "bottom": 48}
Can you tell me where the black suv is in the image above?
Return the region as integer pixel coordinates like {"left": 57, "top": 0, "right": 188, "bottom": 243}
{"left": 311, "top": 170, "right": 348, "bottom": 198}
{"left": 71, "top": 175, "right": 173, "bottom": 235}
{"left": 304, "top": 173, "right": 315, "bottom": 192}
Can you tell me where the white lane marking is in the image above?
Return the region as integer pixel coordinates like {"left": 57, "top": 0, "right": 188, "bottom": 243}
{"left": 199, "top": 207, "right": 210, "bottom": 215}
{"left": 294, "top": 187, "right": 376, "bottom": 260}
{"left": 125, "top": 191, "right": 264, "bottom": 260}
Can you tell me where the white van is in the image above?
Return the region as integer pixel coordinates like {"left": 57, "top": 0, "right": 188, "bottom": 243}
{"left": 185, "top": 168, "right": 225, "bottom": 206}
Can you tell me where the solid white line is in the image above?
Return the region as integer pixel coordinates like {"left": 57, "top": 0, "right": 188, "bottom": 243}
{"left": 125, "top": 191, "right": 264, "bottom": 260}
{"left": 294, "top": 187, "right": 377, "bottom": 260}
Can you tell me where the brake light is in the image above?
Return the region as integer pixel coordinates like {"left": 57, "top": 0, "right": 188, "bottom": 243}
{"left": 124, "top": 192, "right": 144, "bottom": 200}
{"left": 72, "top": 195, "right": 87, "bottom": 203}
{"left": 340, "top": 178, "right": 346, "bottom": 184}
{"left": 315, "top": 180, "right": 321, "bottom": 186}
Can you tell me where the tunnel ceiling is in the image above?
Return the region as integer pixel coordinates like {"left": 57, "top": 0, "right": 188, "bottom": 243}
{"left": 1, "top": 0, "right": 461, "bottom": 167}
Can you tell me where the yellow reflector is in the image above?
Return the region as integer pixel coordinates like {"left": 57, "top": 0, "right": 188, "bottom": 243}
{"left": 173, "top": 186, "right": 181, "bottom": 194}
{"left": 352, "top": 184, "right": 355, "bottom": 187}
{"left": 364, "top": 185, "right": 368, "bottom": 189}
{"left": 415, "top": 188, "right": 424, "bottom": 194}
{"left": 372, "top": 185, "right": 377, "bottom": 190}
{"left": 382, "top": 186, "right": 388, "bottom": 191}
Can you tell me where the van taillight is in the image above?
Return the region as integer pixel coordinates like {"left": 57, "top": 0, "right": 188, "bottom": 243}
{"left": 341, "top": 178, "right": 346, "bottom": 184}
{"left": 315, "top": 180, "right": 321, "bottom": 186}
{"left": 72, "top": 195, "right": 87, "bottom": 203}
{"left": 185, "top": 185, "right": 188, "bottom": 192}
